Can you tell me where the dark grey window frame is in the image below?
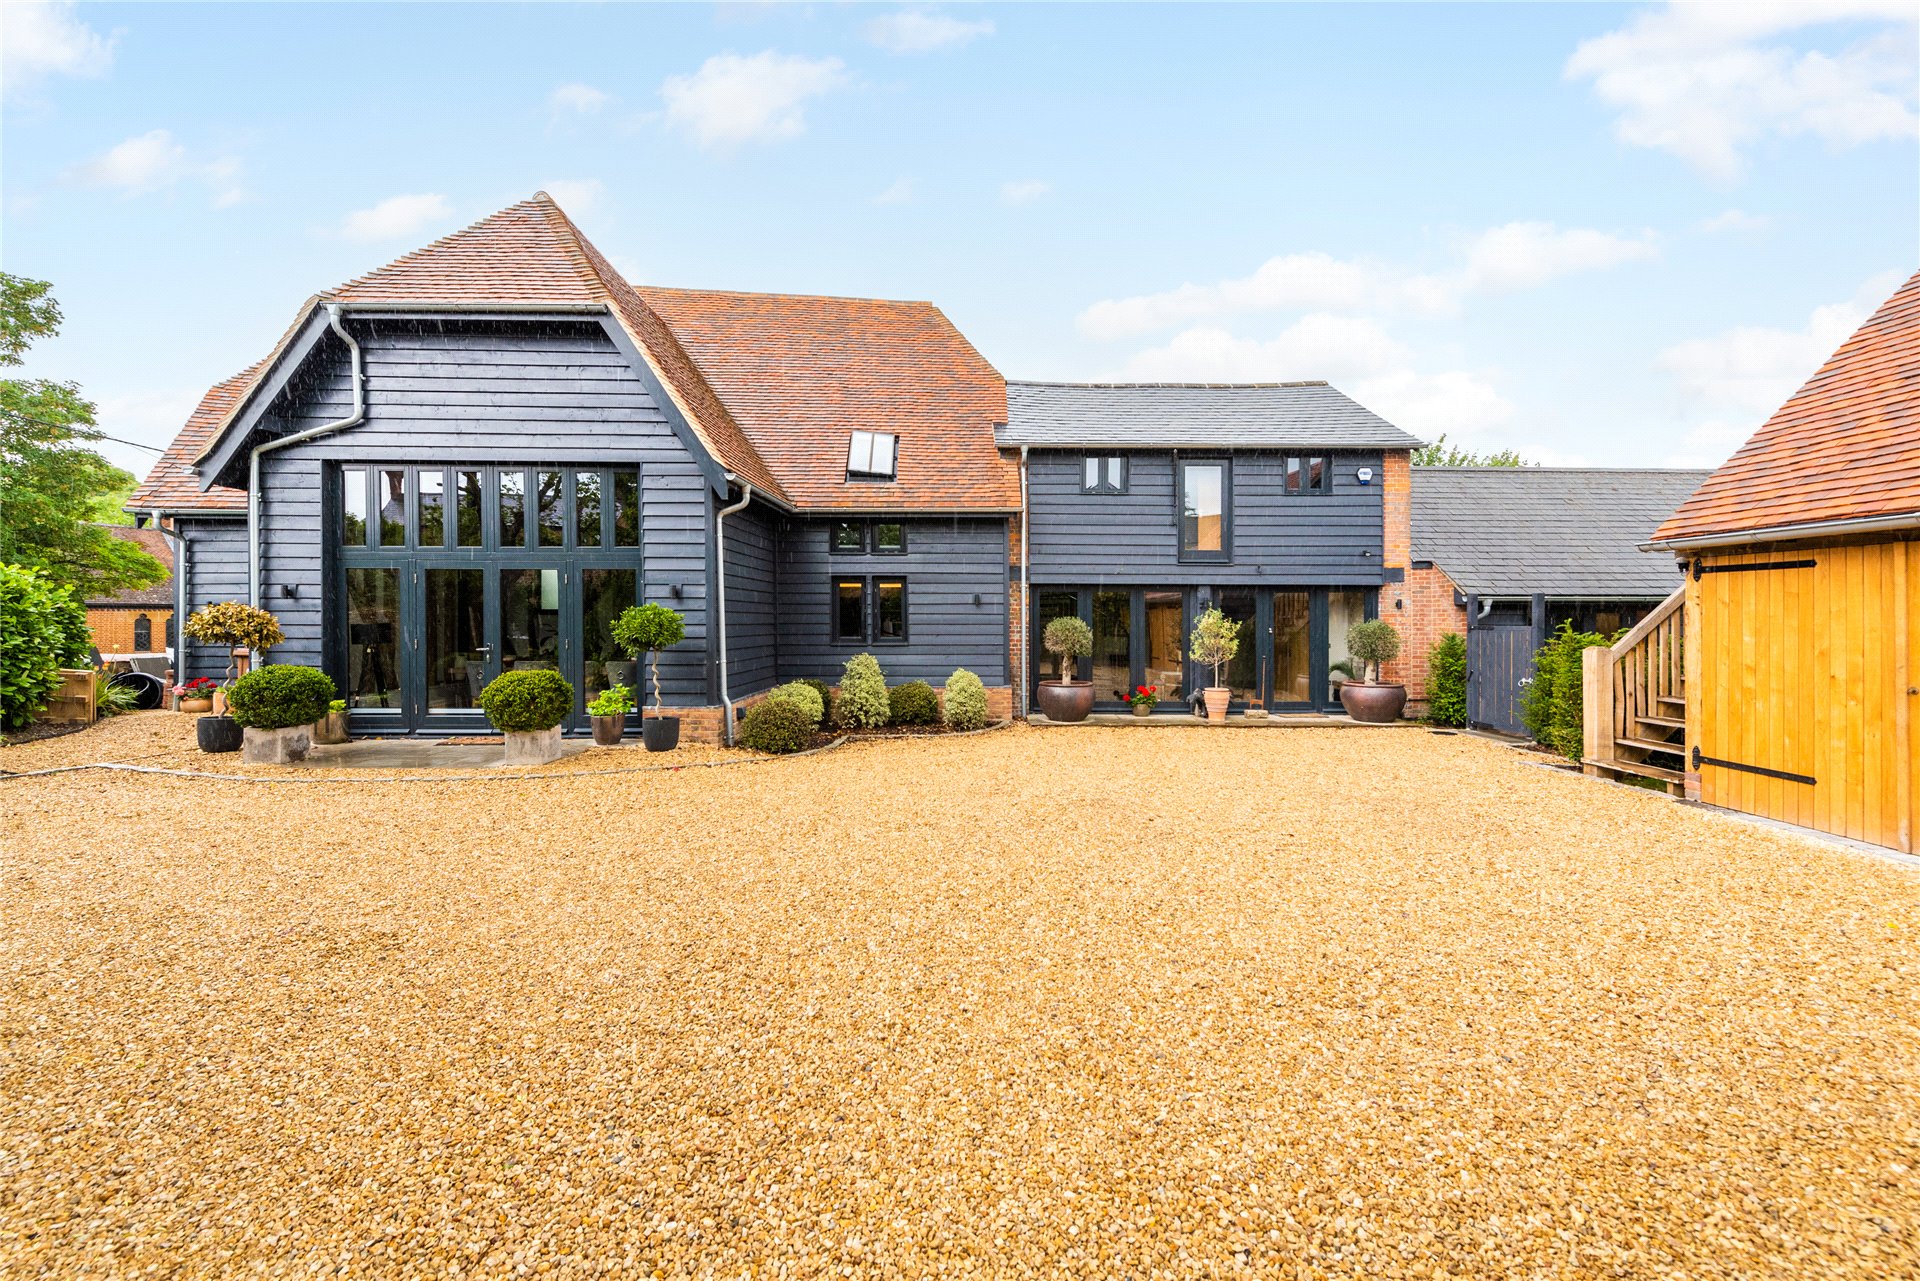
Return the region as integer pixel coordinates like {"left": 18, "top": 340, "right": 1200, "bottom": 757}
{"left": 1082, "top": 455, "right": 1129, "bottom": 495}
{"left": 338, "top": 464, "right": 640, "bottom": 553}
{"left": 828, "top": 519, "right": 907, "bottom": 555}
{"left": 1284, "top": 454, "right": 1334, "bottom": 496}
{"left": 1176, "top": 457, "right": 1232, "bottom": 563}
{"left": 827, "top": 573, "right": 910, "bottom": 645}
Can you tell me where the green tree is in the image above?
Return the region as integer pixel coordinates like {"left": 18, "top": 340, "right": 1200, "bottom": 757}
{"left": 0, "top": 273, "right": 165, "bottom": 595}
{"left": 1411, "top": 433, "right": 1530, "bottom": 467}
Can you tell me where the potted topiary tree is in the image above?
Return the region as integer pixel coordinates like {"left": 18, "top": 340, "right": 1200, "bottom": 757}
{"left": 610, "top": 603, "right": 686, "bottom": 752}
{"left": 587, "top": 683, "right": 633, "bottom": 747}
{"left": 1189, "top": 606, "right": 1242, "bottom": 723}
{"left": 1036, "top": 615, "right": 1094, "bottom": 722}
{"left": 1338, "top": 618, "right": 1406, "bottom": 723}
{"left": 478, "top": 669, "right": 574, "bottom": 764}
{"left": 181, "top": 602, "right": 285, "bottom": 753}
{"left": 225, "top": 665, "right": 336, "bottom": 764}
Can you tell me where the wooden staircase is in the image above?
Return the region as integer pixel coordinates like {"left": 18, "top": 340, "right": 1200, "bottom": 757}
{"left": 1581, "top": 586, "right": 1688, "bottom": 794}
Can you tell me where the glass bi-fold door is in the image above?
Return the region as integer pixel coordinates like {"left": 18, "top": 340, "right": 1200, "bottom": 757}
{"left": 344, "top": 564, "right": 637, "bottom": 734}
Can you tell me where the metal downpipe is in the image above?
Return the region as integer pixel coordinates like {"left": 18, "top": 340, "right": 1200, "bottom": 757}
{"left": 714, "top": 478, "right": 754, "bottom": 745}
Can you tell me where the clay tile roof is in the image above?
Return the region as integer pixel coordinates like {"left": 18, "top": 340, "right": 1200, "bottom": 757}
{"left": 128, "top": 366, "right": 260, "bottom": 513}
{"left": 1654, "top": 269, "right": 1920, "bottom": 545}
{"left": 637, "top": 287, "right": 1017, "bottom": 510}
{"left": 85, "top": 526, "right": 175, "bottom": 607}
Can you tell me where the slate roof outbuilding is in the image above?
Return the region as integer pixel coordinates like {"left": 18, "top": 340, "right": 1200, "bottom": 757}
{"left": 1654, "top": 268, "right": 1920, "bottom": 545}
{"left": 1412, "top": 467, "right": 1709, "bottom": 598}
{"left": 997, "top": 381, "right": 1423, "bottom": 450}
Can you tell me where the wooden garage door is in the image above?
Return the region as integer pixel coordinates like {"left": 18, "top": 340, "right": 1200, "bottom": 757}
{"left": 1694, "top": 543, "right": 1913, "bottom": 851}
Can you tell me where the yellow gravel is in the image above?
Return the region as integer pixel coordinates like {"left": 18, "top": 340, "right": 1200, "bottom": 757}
{"left": 3, "top": 721, "right": 1917, "bottom": 1278}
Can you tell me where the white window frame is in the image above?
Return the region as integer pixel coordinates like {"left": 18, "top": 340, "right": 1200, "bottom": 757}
{"left": 847, "top": 430, "right": 899, "bottom": 479}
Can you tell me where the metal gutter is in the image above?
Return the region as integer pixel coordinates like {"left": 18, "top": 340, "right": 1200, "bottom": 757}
{"left": 1642, "top": 510, "right": 1920, "bottom": 552}
{"left": 713, "top": 477, "right": 754, "bottom": 745}
{"left": 1018, "top": 445, "right": 1030, "bottom": 718}
{"left": 248, "top": 303, "right": 365, "bottom": 609}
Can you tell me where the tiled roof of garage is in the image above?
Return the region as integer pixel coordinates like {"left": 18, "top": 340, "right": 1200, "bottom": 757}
{"left": 1654, "top": 269, "right": 1920, "bottom": 545}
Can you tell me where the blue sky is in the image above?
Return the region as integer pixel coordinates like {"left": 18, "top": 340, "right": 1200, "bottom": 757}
{"left": 4, "top": 1, "right": 1916, "bottom": 480}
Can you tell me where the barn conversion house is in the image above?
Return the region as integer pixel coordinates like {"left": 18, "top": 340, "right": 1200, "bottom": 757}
{"left": 130, "top": 193, "right": 1425, "bottom": 739}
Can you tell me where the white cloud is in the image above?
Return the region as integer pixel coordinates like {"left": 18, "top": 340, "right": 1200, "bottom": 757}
{"left": 338, "top": 193, "right": 453, "bottom": 243}
{"left": 1000, "top": 179, "right": 1050, "bottom": 205}
{"left": 865, "top": 10, "right": 995, "bottom": 54}
{"left": 874, "top": 177, "right": 915, "bottom": 205}
{"left": 660, "top": 51, "right": 847, "bottom": 148}
{"left": 1658, "top": 272, "right": 1898, "bottom": 420}
{"left": 1566, "top": 0, "right": 1919, "bottom": 179}
{"left": 93, "top": 386, "right": 205, "bottom": 477}
{"left": 1, "top": 1, "right": 114, "bottom": 98}
{"left": 66, "top": 129, "right": 244, "bottom": 205}
{"left": 1123, "top": 315, "right": 1409, "bottom": 383}
{"left": 1348, "top": 369, "right": 1516, "bottom": 439}
{"left": 549, "top": 82, "right": 610, "bottom": 115}
{"left": 543, "top": 179, "right": 604, "bottom": 217}
{"left": 1079, "top": 222, "right": 1656, "bottom": 340}
{"left": 1697, "top": 208, "right": 1770, "bottom": 234}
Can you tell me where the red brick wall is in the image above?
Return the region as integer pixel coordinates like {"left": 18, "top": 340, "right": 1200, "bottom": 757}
{"left": 1381, "top": 450, "right": 1411, "bottom": 574}
{"left": 1386, "top": 565, "right": 1466, "bottom": 710}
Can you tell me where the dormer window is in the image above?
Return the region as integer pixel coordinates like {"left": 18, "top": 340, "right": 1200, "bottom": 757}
{"left": 847, "top": 430, "right": 898, "bottom": 480}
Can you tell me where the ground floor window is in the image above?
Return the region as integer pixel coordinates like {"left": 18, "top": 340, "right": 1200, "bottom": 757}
{"left": 832, "top": 576, "right": 907, "bottom": 645}
{"left": 1032, "top": 584, "right": 1376, "bottom": 712}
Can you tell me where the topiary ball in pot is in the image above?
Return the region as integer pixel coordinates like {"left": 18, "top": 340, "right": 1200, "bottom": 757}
{"left": 1037, "top": 615, "right": 1095, "bottom": 722}
{"left": 740, "top": 697, "right": 815, "bottom": 754}
{"left": 942, "top": 668, "right": 989, "bottom": 731}
{"left": 226, "top": 665, "right": 335, "bottom": 764}
{"left": 1339, "top": 619, "right": 1406, "bottom": 722}
{"left": 834, "top": 652, "right": 890, "bottom": 730}
{"left": 888, "top": 680, "right": 940, "bottom": 727}
{"left": 479, "top": 669, "right": 574, "bottom": 764}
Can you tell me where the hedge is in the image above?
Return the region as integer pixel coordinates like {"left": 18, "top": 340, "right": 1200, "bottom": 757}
{"left": 0, "top": 563, "right": 91, "bottom": 730}
{"left": 1521, "top": 621, "right": 1611, "bottom": 758}
{"left": 1425, "top": 633, "right": 1467, "bottom": 727}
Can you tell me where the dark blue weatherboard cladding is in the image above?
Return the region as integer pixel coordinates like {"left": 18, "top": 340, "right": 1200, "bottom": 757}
{"left": 246, "top": 318, "right": 715, "bottom": 704}
{"left": 721, "top": 501, "right": 779, "bottom": 698}
{"left": 775, "top": 516, "right": 1009, "bottom": 687}
{"left": 1025, "top": 450, "right": 1386, "bottom": 585}
{"left": 175, "top": 517, "right": 248, "bottom": 680}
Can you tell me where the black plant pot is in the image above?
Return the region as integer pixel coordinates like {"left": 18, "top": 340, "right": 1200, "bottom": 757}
{"left": 196, "top": 714, "right": 243, "bottom": 753}
{"left": 642, "top": 716, "right": 681, "bottom": 753}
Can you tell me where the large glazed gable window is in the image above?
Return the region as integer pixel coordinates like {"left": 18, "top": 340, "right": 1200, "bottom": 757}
{"left": 1179, "top": 460, "right": 1229, "bottom": 561}
{"left": 1082, "top": 455, "right": 1128, "bottom": 495}
{"left": 338, "top": 464, "right": 643, "bottom": 552}
{"left": 847, "top": 430, "right": 898, "bottom": 480}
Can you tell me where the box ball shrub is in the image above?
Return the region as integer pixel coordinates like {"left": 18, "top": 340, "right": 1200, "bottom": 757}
{"left": 834, "top": 652, "right": 890, "bottom": 730}
{"left": 765, "top": 680, "right": 824, "bottom": 729}
{"left": 740, "top": 696, "right": 814, "bottom": 754}
{"left": 1425, "top": 632, "right": 1468, "bottom": 727}
{"left": 942, "top": 668, "right": 989, "bottom": 731}
{"left": 478, "top": 669, "right": 574, "bottom": 733}
{"left": 225, "top": 665, "right": 336, "bottom": 730}
{"left": 0, "top": 563, "right": 91, "bottom": 730}
{"left": 888, "top": 680, "right": 940, "bottom": 726}
{"left": 799, "top": 677, "right": 833, "bottom": 715}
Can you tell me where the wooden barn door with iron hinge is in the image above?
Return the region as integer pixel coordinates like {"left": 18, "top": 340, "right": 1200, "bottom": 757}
{"left": 1693, "top": 544, "right": 1913, "bottom": 852}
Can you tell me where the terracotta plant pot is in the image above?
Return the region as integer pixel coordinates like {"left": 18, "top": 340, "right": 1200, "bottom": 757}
{"left": 1339, "top": 682, "right": 1407, "bottom": 723}
{"left": 642, "top": 716, "right": 681, "bottom": 752}
{"left": 1036, "top": 681, "right": 1094, "bottom": 723}
{"left": 1203, "top": 687, "right": 1231, "bottom": 722}
{"left": 1131, "top": 702, "right": 1152, "bottom": 717}
{"left": 591, "top": 713, "right": 625, "bottom": 747}
{"left": 179, "top": 697, "right": 213, "bottom": 715}
{"left": 195, "top": 714, "right": 242, "bottom": 753}
{"left": 312, "top": 710, "right": 350, "bottom": 745}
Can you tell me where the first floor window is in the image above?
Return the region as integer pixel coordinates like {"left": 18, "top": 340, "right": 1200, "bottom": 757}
{"left": 1285, "top": 455, "right": 1332, "bottom": 494}
{"left": 378, "top": 469, "right": 407, "bottom": 546}
{"left": 1181, "top": 461, "right": 1227, "bottom": 557}
{"left": 1083, "top": 455, "right": 1128, "bottom": 494}
{"left": 832, "top": 521, "right": 865, "bottom": 553}
{"left": 873, "top": 522, "right": 905, "bottom": 554}
{"left": 418, "top": 468, "right": 446, "bottom": 547}
{"left": 455, "top": 470, "right": 483, "bottom": 547}
{"left": 835, "top": 579, "right": 866, "bottom": 643}
{"left": 341, "top": 467, "right": 368, "bottom": 545}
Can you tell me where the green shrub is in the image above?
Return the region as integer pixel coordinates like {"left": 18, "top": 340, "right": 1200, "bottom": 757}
{"left": 888, "top": 680, "right": 940, "bottom": 726}
{"left": 95, "top": 670, "right": 141, "bottom": 718}
{"left": 1346, "top": 619, "right": 1403, "bottom": 683}
{"left": 766, "top": 680, "right": 824, "bottom": 728}
{"left": 1425, "top": 632, "right": 1468, "bottom": 727}
{"left": 1042, "top": 615, "right": 1093, "bottom": 683}
{"left": 799, "top": 677, "right": 832, "bottom": 715}
{"left": 478, "top": 669, "right": 574, "bottom": 733}
{"left": 226, "top": 665, "right": 336, "bottom": 730}
{"left": 834, "top": 652, "right": 890, "bottom": 729}
{"left": 740, "top": 696, "right": 814, "bottom": 754}
{"left": 182, "top": 602, "right": 284, "bottom": 683}
{"left": 587, "top": 684, "right": 634, "bottom": 717}
{"left": 942, "top": 668, "right": 989, "bottom": 731}
{"left": 1521, "top": 621, "right": 1611, "bottom": 758}
{"left": 0, "top": 563, "right": 92, "bottom": 730}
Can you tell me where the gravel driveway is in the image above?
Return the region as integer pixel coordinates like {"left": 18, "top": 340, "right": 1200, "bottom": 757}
{"left": 4, "top": 716, "right": 1917, "bottom": 1277}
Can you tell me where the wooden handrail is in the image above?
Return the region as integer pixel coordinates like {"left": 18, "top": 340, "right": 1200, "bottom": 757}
{"left": 1583, "top": 585, "right": 1686, "bottom": 784}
